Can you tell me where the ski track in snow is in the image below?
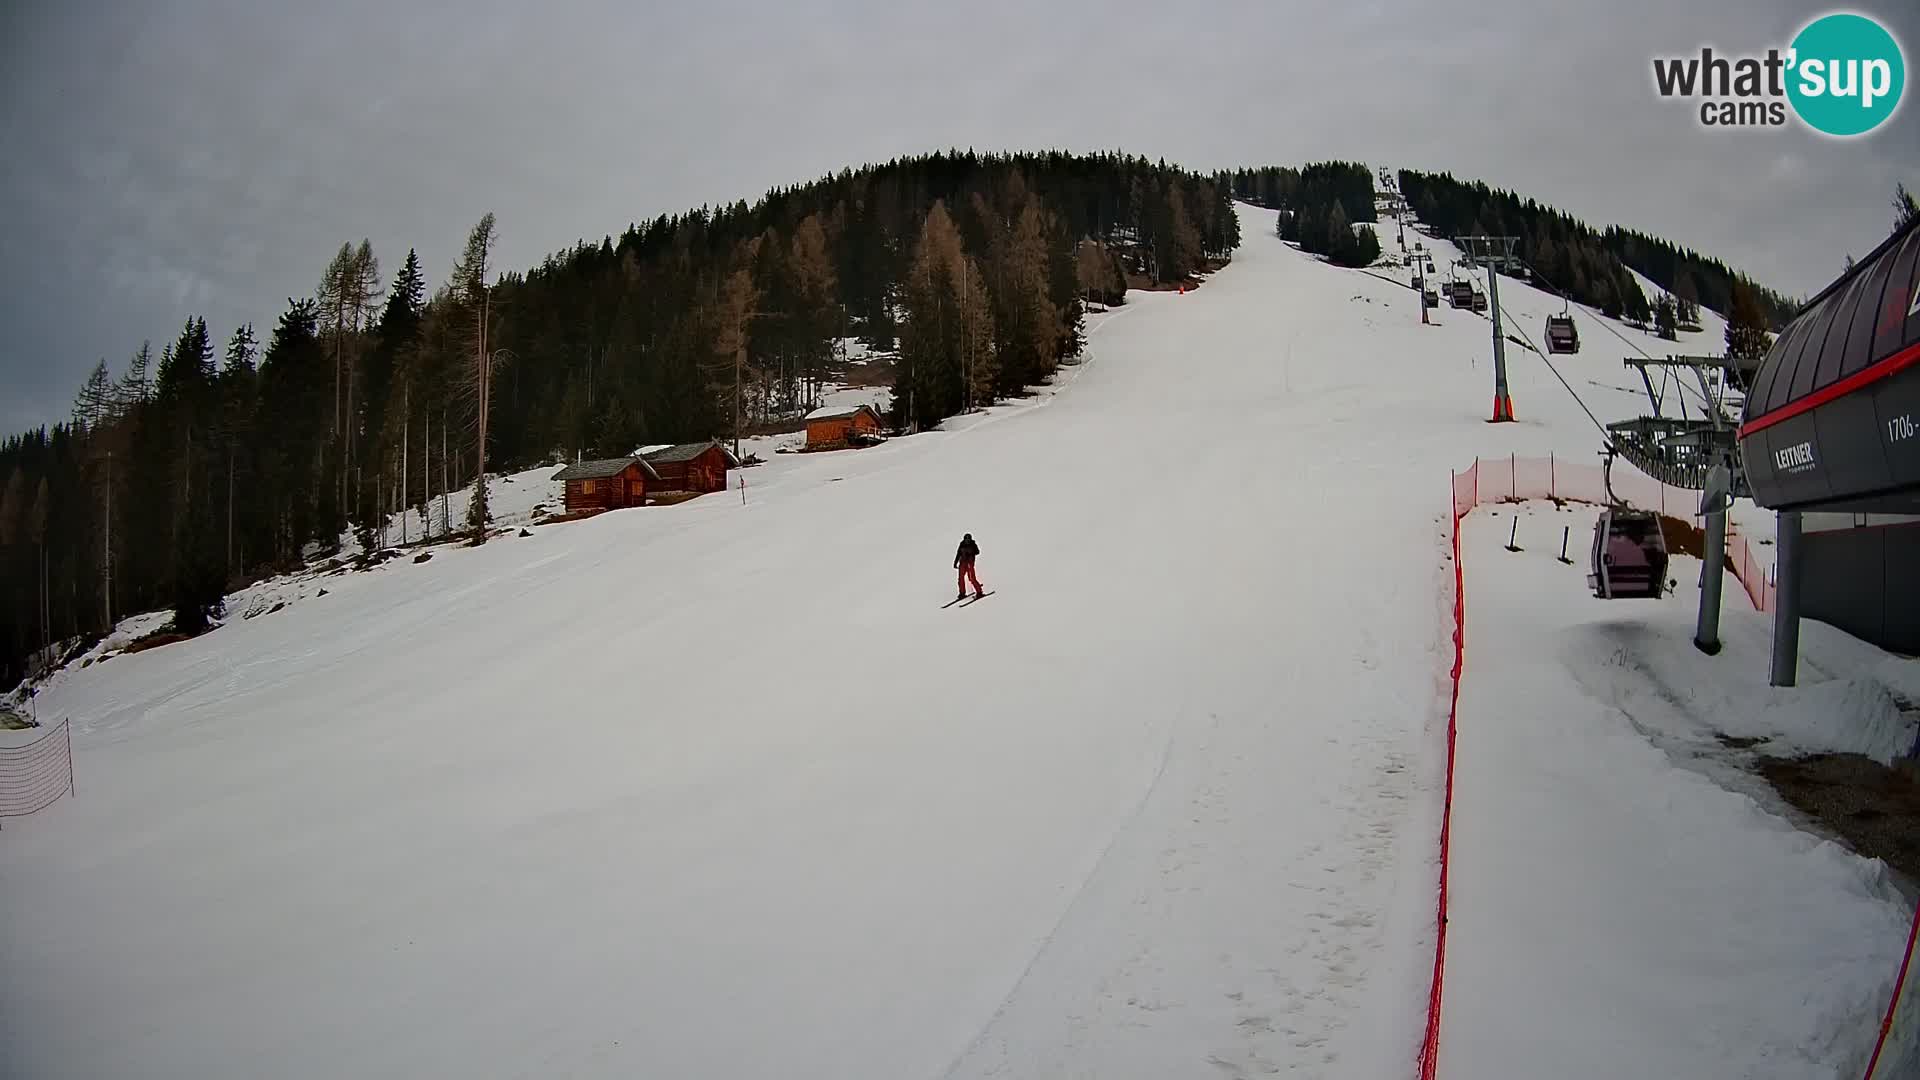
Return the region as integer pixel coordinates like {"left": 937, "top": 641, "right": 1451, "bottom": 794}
{"left": 1, "top": 205, "right": 1889, "bottom": 1079}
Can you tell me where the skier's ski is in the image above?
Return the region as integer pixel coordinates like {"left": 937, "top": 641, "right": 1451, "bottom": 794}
{"left": 957, "top": 590, "right": 994, "bottom": 607}
{"left": 941, "top": 596, "right": 967, "bottom": 609}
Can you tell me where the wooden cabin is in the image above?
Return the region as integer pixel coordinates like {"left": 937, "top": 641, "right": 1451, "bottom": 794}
{"left": 551, "top": 457, "right": 658, "bottom": 513}
{"left": 804, "top": 404, "right": 884, "bottom": 450}
{"left": 642, "top": 441, "right": 739, "bottom": 494}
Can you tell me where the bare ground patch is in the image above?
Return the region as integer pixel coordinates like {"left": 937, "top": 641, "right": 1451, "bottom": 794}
{"left": 1759, "top": 753, "right": 1920, "bottom": 884}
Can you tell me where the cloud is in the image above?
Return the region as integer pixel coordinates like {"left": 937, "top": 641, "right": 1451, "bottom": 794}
{"left": 2, "top": 0, "right": 1915, "bottom": 430}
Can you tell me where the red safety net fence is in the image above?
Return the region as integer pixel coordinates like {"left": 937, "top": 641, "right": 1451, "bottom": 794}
{"left": 0, "top": 719, "right": 74, "bottom": 827}
{"left": 1427, "top": 458, "right": 1741, "bottom": 1076}
{"left": 1419, "top": 471, "right": 1471, "bottom": 1079}
{"left": 1864, "top": 900, "right": 1920, "bottom": 1079}
{"left": 1438, "top": 458, "right": 1905, "bottom": 1079}
{"left": 1449, "top": 454, "right": 1774, "bottom": 613}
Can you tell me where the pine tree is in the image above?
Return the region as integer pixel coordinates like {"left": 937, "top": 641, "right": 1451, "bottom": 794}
{"left": 1075, "top": 239, "right": 1125, "bottom": 306}
{"left": 132, "top": 316, "right": 223, "bottom": 631}
{"left": 218, "top": 325, "right": 259, "bottom": 580}
{"left": 450, "top": 215, "right": 497, "bottom": 542}
{"left": 896, "top": 201, "right": 995, "bottom": 429}
{"left": 1725, "top": 280, "right": 1773, "bottom": 364}
{"left": 119, "top": 342, "right": 153, "bottom": 407}
{"left": 0, "top": 467, "right": 21, "bottom": 548}
{"left": 317, "top": 244, "right": 356, "bottom": 438}
{"left": 315, "top": 240, "right": 381, "bottom": 539}
{"left": 256, "top": 299, "right": 328, "bottom": 566}
{"left": 73, "top": 360, "right": 116, "bottom": 430}
{"left": 1595, "top": 272, "right": 1621, "bottom": 319}
{"left": 1894, "top": 182, "right": 1918, "bottom": 234}
{"left": 352, "top": 251, "right": 427, "bottom": 546}
{"left": 986, "top": 202, "right": 1057, "bottom": 397}
{"left": 1326, "top": 200, "right": 1352, "bottom": 262}
{"left": 29, "top": 475, "right": 49, "bottom": 663}
{"left": 787, "top": 215, "right": 840, "bottom": 409}
{"left": 720, "top": 260, "right": 759, "bottom": 446}
{"left": 1654, "top": 293, "right": 1678, "bottom": 339}
{"left": 1673, "top": 276, "right": 1701, "bottom": 328}
{"left": 1160, "top": 184, "right": 1202, "bottom": 282}
{"left": 1345, "top": 225, "right": 1381, "bottom": 268}
{"left": 225, "top": 323, "right": 257, "bottom": 374}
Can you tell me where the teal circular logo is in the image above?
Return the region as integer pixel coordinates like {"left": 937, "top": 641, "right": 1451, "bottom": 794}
{"left": 1787, "top": 13, "right": 1905, "bottom": 136}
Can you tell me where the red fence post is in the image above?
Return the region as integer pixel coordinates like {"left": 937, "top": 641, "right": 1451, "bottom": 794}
{"left": 1863, "top": 900, "right": 1920, "bottom": 1080}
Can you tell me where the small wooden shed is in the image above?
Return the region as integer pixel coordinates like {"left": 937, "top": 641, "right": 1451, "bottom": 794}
{"left": 551, "top": 457, "right": 658, "bottom": 513}
{"left": 642, "top": 441, "right": 739, "bottom": 494}
{"left": 804, "top": 404, "right": 884, "bottom": 450}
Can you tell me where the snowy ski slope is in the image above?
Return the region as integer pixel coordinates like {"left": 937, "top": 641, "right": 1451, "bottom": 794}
{"left": 0, "top": 203, "right": 1902, "bottom": 1078}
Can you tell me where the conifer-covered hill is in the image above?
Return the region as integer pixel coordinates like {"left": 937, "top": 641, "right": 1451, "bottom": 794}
{"left": 1395, "top": 169, "right": 1800, "bottom": 329}
{"left": 0, "top": 151, "right": 1236, "bottom": 687}
{"left": 1222, "top": 163, "right": 1382, "bottom": 267}
{"left": 1222, "top": 163, "right": 1797, "bottom": 340}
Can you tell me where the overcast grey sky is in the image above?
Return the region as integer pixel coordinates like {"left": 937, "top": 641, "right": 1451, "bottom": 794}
{"left": 2, "top": 0, "right": 1915, "bottom": 431}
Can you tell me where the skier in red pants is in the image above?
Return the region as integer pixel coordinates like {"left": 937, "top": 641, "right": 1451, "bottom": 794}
{"left": 954, "top": 533, "right": 985, "bottom": 600}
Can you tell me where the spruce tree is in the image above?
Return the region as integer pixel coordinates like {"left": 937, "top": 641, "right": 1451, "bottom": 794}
{"left": 1673, "top": 277, "right": 1700, "bottom": 328}
{"left": 1654, "top": 294, "right": 1678, "bottom": 340}
{"left": 257, "top": 300, "right": 327, "bottom": 566}
{"left": 218, "top": 325, "right": 259, "bottom": 579}
{"left": 1326, "top": 201, "right": 1352, "bottom": 262}
{"left": 120, "top": 342, "right": 153, "bottom": 407}
{"left": 1346, "top": 224, "right": 1381, "bottom": 267}
{"left": 73, "top": 360, "right": 116, "bottom": 430}
{"left": 1725, "top": 281, "right": 1773, "bottom": 364}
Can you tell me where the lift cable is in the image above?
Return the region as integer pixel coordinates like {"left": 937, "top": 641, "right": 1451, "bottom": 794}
{"left": 1492, "top": 291, "right": 1615, "bottom": 445}
{"left": 1516, "top": 256, "right": 1726, "bottom": 421}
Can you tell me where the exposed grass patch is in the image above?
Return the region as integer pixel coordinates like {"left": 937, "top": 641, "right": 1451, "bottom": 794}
{"left": 1759, "top": 753, "right": 1920, "bottom": 885}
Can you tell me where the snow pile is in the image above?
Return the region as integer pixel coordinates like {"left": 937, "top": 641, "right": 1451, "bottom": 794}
{"left": 1726, "top": 669, "right": 1918, "bottom": 766}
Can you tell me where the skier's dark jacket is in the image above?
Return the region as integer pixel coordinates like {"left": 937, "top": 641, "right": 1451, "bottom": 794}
{"left": 954, "top": 537, "right": 980, "bottom": 568}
